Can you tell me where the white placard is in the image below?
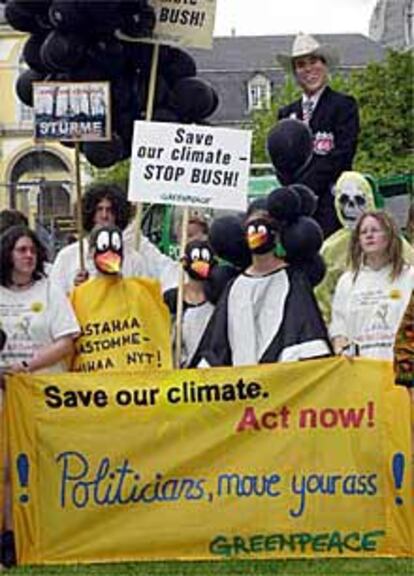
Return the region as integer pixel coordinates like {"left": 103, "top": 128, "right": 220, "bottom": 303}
{"left": 116, "top": 0, "right": 216, "bottom": 49}
{"left": 150, "top": 0, "right": 216, "bottom": 49}
{"left": 128, "top": 122, "right": 252, "bottom": 211}
{"left": 33, "top": 82, "right": 111, "bottom": 142}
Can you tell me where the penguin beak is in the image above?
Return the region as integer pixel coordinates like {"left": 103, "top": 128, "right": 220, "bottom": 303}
{"left": 190, "top": 260, "right": 211, "bottom": 279}
{"left": 247, "top": 231, "right": 267, "bottom": 250}
{"left": 95, "top": 251, "right": 122, "bottom": 275}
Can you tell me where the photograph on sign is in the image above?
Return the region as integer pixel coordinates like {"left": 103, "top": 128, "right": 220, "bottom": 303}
{"left": 128, "top": 121, "right": 252, "bottom": 212}
{"left": 147, "top": 0, "right": 216, "bottom": 49}
{"left": 33, "top": 82, "right": 111, "bottom": 142}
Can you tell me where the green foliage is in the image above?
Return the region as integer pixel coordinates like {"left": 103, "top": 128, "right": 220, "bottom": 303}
{"left": 88, "top": 158, "right": 131, "bottom": 191}
{"left": 348, "top": 50, "right": 414, "bottom": 177}
{"left": 250, "top": 50, "right": 414, "bottom": 178}
{"left": 250, "top": 76, "right": 301, "bottom": 164}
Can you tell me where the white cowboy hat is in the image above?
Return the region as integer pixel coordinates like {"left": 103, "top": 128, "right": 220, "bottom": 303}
{"left": 277, "top": 33, "right": 340, "bottom": 70}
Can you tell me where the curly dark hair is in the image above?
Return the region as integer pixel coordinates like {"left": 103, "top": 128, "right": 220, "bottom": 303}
{"left": 0, "top": 209, "right": 28, "bottom": 235}
{"left": 82, "top": 183, "right": 132, "bottom": 232}
{"left": 0, "top": 225, "right": 48, "bottom": 287}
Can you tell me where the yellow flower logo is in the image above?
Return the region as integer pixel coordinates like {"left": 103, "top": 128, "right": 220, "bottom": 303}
{"left": 31, "top": 302, "right": 43, "bottom": 313}
{"left": 389, "top": 289, "right": 401, "bottom": 300}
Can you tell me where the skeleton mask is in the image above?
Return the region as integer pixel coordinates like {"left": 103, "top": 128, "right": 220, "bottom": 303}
{"left": 334, "top": 172, "right": 376, "bottom": 230}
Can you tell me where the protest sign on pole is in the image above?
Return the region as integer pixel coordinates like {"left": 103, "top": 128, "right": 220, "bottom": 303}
{"left": 5, "top": 358, "right": 413, "bottom": 564}
{"left": 33, "top": 81, "right": 111, "bottom": 271}
{"left": 129, "top": 120, "right": 251, "bottom": 365}
{"left": 33, "top": 82, "right": 111, "bottom": 143}
{"left": 116, "top": 0, "right": 217, "bottom": 49}
{"left": 128, "top": 121, "right": 252, "bottom": 212}
{"left": 118, "top": 2, "right": 218, "bottom": 362}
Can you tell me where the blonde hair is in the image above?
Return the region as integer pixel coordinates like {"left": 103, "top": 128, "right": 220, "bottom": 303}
{"left": 348, "top": 210, "right": 404, "bottom": 281}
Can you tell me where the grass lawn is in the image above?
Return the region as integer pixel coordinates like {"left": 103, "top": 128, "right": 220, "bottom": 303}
{"left": 9, "top": 558, "right": 413, "bottom": 575}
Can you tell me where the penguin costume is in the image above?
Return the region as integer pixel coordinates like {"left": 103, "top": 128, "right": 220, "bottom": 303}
{"left": 164, "top": 239, "right": 217, "bottom": 368}
{"left": 189, "top": 195, "right": 332, "bottom": 367}
{"left": 70, "top": 224, "right": 172, "bottom": 372}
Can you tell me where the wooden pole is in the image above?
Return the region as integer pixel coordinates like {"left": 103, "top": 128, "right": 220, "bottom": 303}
{"left": 135, "top": 42, "right": 160, "bottom": 251}
{"left": 175, "top": 207, "right": 189, "bottom": 368}
{"left": 74, "top": 141, "right": 85, "bottom": 270}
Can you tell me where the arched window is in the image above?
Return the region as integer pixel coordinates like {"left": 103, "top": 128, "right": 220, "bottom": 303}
{"left": 248, "top": 74, "right": 271, "bottom": 111}
{"left": 9, "top": 149, "right": 72, "bottom": 223}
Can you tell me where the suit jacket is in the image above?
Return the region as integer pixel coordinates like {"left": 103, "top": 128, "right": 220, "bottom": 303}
{"left": 278, "top": 86, "right": 359, "bottom": 238}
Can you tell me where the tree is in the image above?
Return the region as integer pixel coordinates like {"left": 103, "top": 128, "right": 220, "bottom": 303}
{"left": 250, "top": 50, "right": 414, "bottom": 178}
{"left": 87, "top": 158, "right": 130, "bottom": 190}
{"left": 348, "top": 50, "right": 413, "bottom": 176}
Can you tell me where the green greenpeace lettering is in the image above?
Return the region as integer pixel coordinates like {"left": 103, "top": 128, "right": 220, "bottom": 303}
{"left": 209, "top": 530, "right": 386, "bottom": 557}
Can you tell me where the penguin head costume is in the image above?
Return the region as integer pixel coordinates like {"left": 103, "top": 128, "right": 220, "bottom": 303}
{"left": 182, "top": 239, "right": 216, "bottom": 282}
{"left": 243, "top": 197, "right": 279, "bottom": 255}
{"left": 89, "top": 224, "right": 123, "bottom": 276}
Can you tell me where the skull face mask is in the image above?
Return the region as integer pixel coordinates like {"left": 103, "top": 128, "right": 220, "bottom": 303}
{"left": 334, "top": 172, "right": 376, "bottom": 230}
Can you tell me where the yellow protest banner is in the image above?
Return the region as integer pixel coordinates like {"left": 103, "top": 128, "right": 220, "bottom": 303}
{"left": 0, "top": 389, "right": 4, "bottom": 533}
{"left": 70, "top": 276, "right": 172, "bottom": 372}
{"left": 4, "top": 358, "right": 413, "bottom": 565}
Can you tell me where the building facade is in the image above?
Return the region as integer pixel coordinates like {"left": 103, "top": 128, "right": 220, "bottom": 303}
{"left": 369, "top": 0, "right": 414, "bottom": 49}
{"left": 0, "top": 22, "right": 77, "bottom": 248}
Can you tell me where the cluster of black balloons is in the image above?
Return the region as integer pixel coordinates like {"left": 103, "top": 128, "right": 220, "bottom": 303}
{"left": 209, "top": 119, "right": 326, "bottom": 287}
{"left": 5, "top": 0, "right": 219, "bottom": 167}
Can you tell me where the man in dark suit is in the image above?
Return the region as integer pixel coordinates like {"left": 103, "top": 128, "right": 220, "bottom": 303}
{"left": 277, "top": 33, "right": 359, "bottom": 238}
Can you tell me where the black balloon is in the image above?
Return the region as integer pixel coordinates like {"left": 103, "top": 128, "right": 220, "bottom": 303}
{"left": 281, "top": 216, "right": 323, "bottom": 260}
{"left": 87, "top": 39, "right": 127, "bottom": 78}
{"left": 169, "top": 77, "right": 218, "bottom": 122}
{"left": 48, "top": 0, "right": 87, "bottom": 33}
{"left": 41, "top": 31, "right": 87, "bottom": 72}
{"left": 209, "top": 215, "right": 251, "bottom": 270}
{"left": 159, "top": 46, "right": 197, "bottom": 85}
{"left": 267, "top": 186, "right": 302, "bottom": 223}
{"left": 23, "top": 33, "right": 49, "bottom": 73}
{"left": 15, "top": 69, "right": 46, "bottom": 106}
{"left": 5, "top": 0, "right": 50, "bottom": 33}
{"left": 118, "top": 1, "right": 156, "bottom": 38}
{"left": 267, "top": 119, "right": 313, "bottom": 184}
{"left": 290, "top": 184, "right": 318, "bottom": 217}
{"left": 83, "top": 133, "right": 124, "bottom": 168}
{"left": 291, "top": 254, "right": 326, "bottom": 287}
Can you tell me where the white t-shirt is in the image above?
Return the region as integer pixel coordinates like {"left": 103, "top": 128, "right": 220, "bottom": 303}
{"left": 0, "top": 277, "right": 80, "bottom": 373}
{"left": 50, "top": 235, "right": 178, "bottom": 295}
{"left": 137, "top": 236, "right": 179, "bottom": 293}
{"left": 330, "top": 264, "right": 414, "bottom": 360}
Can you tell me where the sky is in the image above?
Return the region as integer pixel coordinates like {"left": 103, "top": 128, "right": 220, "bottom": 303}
{"left": 213, "top": 0, "right": 380, "bottom": 37}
